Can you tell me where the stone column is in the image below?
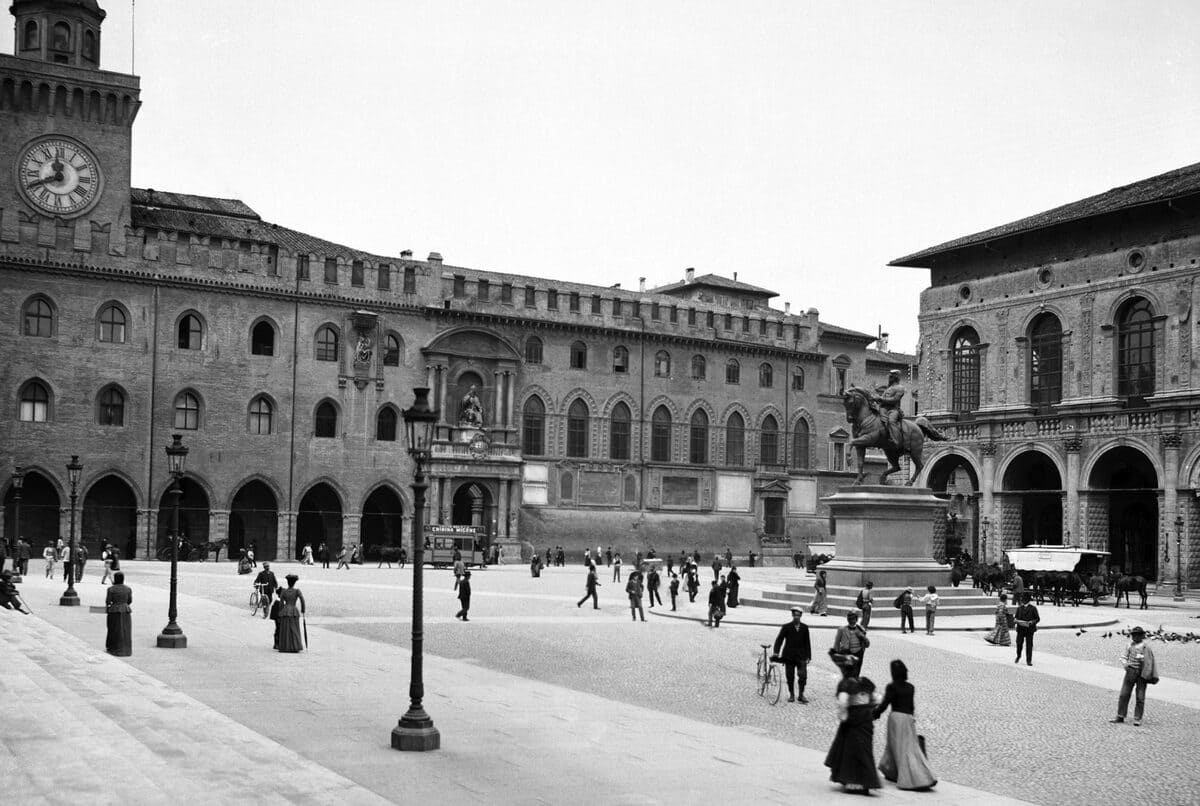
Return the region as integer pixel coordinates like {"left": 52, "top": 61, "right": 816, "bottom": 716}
{"left": 980, "top": 443, "right": 996, "bottom": 563}
{"left": 507, "top": 480, "right": 519, "bottom": 541}
{"left": 497, "top": 479, "right": 509, "bottom": 540}
{"left": 492, "top": 370, "right": 502, "bottom": 426}
{"left": 209, "top": 509, "right": 230, "bottom": 557}
{"left": 506, "top": 371, "right": 516, "bottom": 431}
{"left": 425, "top": 364, "right": 435, "bottom": 396}
{"left": 342, "top": 513, "right": 362, "bottom": 552}
{"left": 1163, "top": 434, "right": 1182, "bottom": 568}
{"left": 279, "top": 510, "right": 297, "bottom": 561}
{"left": 138, "top": 507, "right": 156, "bottom": 561}
{"left": 1065, "top": 438, "right": 1082, "bottom": 545}
{"left": 439, "top": 365, "right": 450, "bottom": 428}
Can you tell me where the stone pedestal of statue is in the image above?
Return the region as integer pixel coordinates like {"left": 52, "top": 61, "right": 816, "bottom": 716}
{"left": 819, "top": 485, "right": 952, "bottom": 590}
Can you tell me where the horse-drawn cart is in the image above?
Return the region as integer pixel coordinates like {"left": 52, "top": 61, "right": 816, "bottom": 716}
{"left": 1006, "top": 545, "right": 1111, "bottom": 606}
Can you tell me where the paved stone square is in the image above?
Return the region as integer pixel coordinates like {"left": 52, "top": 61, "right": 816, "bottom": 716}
{"left": 3, "top": 561, "right": 1199, "bottom": 805}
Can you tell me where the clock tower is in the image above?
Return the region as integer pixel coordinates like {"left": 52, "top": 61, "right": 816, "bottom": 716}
{"left": 1, "top": 0, "right": 138, "bottom": 255}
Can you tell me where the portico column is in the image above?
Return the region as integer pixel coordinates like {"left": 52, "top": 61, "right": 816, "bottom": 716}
{"left": 209, "top": 509, "right": 230, "bottom": 558}
{"left": 506, "top": 371, "right": 516, "bottom": 431}
{"left": 343, "top": 513, "right": 362, "bottom": 553}
{"left": 493, "top": 370, "right": 502, "bottom": 426}
{"left": 279, "top": 510, "right": 297, "bottom": 560}
{"left": 439, "top": 366, "right": 450, "bottom": 428}
{"left": 980, "top": 443, "right": 996, "bottom": 563}
{"left": 1065, "top": 438, "right": 1082, "bottom": 546}
{"left": 497, "top": 480, "right": 509, "bottom": 540}
{"left": 1163, "top": 433, "right": 1182, "bottom": 558}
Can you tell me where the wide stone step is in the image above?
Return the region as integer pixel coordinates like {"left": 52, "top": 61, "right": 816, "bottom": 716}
{"left": 746, "top": 582, "right": 1000, "bottom": 617}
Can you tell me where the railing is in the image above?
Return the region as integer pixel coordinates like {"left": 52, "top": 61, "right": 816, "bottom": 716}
{"left": 432, "top": 442, "right": 522, "bottom": 460}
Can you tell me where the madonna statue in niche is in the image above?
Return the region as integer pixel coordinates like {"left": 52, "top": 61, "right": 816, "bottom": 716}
{"left": 458, "top": 385, "right": 485, "bottom": 428}
{"left": 354, "top": 333, "right": 372, "bottom": 364}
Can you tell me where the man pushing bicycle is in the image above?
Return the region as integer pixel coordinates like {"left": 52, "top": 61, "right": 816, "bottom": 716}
{"left": 773, "top": 606, "right": 812, "bottom": 703}
{"left": 254, "top": 563, "right": 279, "bottom": 618}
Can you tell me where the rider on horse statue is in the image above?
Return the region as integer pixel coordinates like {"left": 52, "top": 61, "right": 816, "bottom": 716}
{"left": 872, "top": 369, "right": 906, "bottom": 451}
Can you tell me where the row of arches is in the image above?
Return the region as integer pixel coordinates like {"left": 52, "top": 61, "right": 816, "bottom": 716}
{"left": 0, "top": 80, "right": 130, "bottom": 123}
{"left": 1, "top": 473, "right": 406, "bottom": 562}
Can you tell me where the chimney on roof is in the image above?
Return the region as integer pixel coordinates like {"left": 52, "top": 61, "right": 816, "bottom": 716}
{"left": 879, "top": 332, "right": 890, "bottom": 351}
{"left": 639, "top": 277, "right": 646, "bottom": 292}
{"left": 784, "top": 302, "right": 790, "bottom": 314}
{"left": 685, "top": 267, "right": 695, "bottom": 283}
{"left": 807, "top": 307, "right": 819, "bottom": 317}
{"left": 400, "top": 249, "right": 413, "bottom": 259}
{"left": 733, "top": 271, "right": 738, "bottom": 281}
{"left": 427, "top": 252, "right": 442, "bottom": 265}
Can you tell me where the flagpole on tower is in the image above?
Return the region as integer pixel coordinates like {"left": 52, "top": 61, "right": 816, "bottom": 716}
{"left": 131, "top": 0, "right": 136, "bottom": 72}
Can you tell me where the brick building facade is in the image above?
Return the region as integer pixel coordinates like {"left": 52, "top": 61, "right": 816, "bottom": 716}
{"left": 895, "top": 162, "right": 1200, "bottom": 586}
{"left": 0, "top": 1, "right": 915, "bottom": 563}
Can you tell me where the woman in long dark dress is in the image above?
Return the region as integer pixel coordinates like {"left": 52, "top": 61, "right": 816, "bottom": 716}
{"left": 726, "top": 566, "right": 741, "bottom": 608}
{"left": 276, "top": 574, "right": 305, "bottom": 653}
{"left": 824, "top": 676, "right": 882, "bottom": 793}
{"left": 875, "top": 660, "right": 937, "bottom": 790}
{"left": 105, "top": 571, "right": 133, "bottom": 656}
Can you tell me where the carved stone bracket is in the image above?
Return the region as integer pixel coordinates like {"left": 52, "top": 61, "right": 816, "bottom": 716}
{"left": 979, "top": 442, "right": 997, "bottom": 457}
{"left": 1063, "top": 438, "right": 1083, "bottom": 454}
{"left": 1161, "top": 432, "right": 1183, "bottom": 450}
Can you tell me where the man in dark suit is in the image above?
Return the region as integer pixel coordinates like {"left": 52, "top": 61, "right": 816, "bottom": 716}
{"left": 1014, "top": 592, "right": 1040, "bottom": 665}
{"left": 577, "top": 565, "right": 601, "bottom": 609}
{"left": 832, "top": 609, "right": 870, "bottom": 678}
{"left": 254, "top": 563, "right": 279, "bottom": 618}
{"left": 773, "top": 607, "right": 812, "bottom": 703}
{"left": 456, "top": 571, "right": 472, "bottom": 621}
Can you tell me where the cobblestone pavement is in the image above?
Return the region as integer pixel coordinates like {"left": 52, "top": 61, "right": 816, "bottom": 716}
{"left": 6, "top": 562, "right": 1199, "bottom": 805}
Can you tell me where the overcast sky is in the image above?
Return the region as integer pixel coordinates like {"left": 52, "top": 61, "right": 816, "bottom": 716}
{"left": 15, "top": 1, "right": 1200, "bottom": 351}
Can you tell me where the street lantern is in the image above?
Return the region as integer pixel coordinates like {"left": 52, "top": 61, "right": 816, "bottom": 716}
{"left": 157, "top": 434, "right": 189, "bottom": 648}
{"left": 1174, "top": 515, "right": 1185, "bottom": 603}
{"left": 7, "top": 466, "right": 23, "bottom": 578}
{"left": 392, "top": 387, "right": 441, "bottom": 752}
{"left": 59, "top": 456, "right": 83, "bottom": 606}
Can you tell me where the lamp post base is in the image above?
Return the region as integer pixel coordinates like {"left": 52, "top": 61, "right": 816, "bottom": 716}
{"left": 391, "top": 710, "right": 440, "bottom": 751}
{"left": 156, "top": 628, "right": 188, "bottom": 649}
{"left": 59, "top": 591, "right": 80, "bottom": 606}
{"left": 1174, "top": 593, "right": 1186, "bottom": 602}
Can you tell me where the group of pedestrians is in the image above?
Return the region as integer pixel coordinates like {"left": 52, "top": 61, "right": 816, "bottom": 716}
{"left": 2, "top": 537, "right": 32, "bottom": 576}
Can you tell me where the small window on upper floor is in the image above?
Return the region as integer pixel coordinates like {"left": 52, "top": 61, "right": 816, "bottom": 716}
{"left": 706, "top": 311, "right": 715, "bottom": 328}
{"left": 315, "top": 325, "right": 339, "bottom": 362}
{"left": 403, "top": 265, "right": 416, "bottom": 293}
{"left": 453, "top": 275, "right": 466, "bottom": 298}
{"left": 547, "top": 289, "right": 558, "bottom": 310}
{"left": 631, "top": 301, "right": 641, "bottom": 319}
{"left": 612, "top": 298, "right": 622, "bottom": 317}
{"left": 759, "top": 362, "right": 774, "bottom": 388}
{"left": 314, "top": 400, "right": 338, "bottom": 438}
{"left": 173, "top": 391, "right": 201, "bottom": 430}
{"left": 688, "top": 308, "right": 696, "bottom": 326}
{"left": 178, "top": 314, "right": 203, "bottom": 350}
{"left": 378, "top": 263, "right": 391, "bottom": 290}
{"left": 569, "top": 292, "right": 580, "bottom": 312}
{"left": 19, "top": 379, "right": 51, "bottom": 422}
{"left": 22, "top": 20, "right": 38, "bottom": 50}
{"left": 591, "top": 294, "right": 602, "bottom": 314}
{"left": 478, "top": 279, "right": 490, "bottom": 301}
{"left": 251, "top": 320, "right": 275, "bottom": 356}
{"left": 384, "top": 333, "right": 401, "bottom": 366}
{"left": 351, "top": 260, "right": 364, "bottom": 286}
{"left": 82, "top": 29, "right": 96, "bottom": 61}
{"left": 51, "top": 21, "right": 70, "bottom": 51}
{"left": 524, "top": 285, "right": 536, "bottom": 307}
{"left": 655, "top": 350, "right": 671, "bottom": 378}
{"left": 501, "top": 283, "right": 513, "bottom": 303}
{"left": 760, "top": 319, "right": 768, "bottom": 336}
{"left": 570, "top": 340, "right": 588, "bottom": 370}
{"left": 792, "top": 368, "right": 805, "bottom": 391}
{"left": 669, "top": 306, "right": 678, "bottom": 323}
{"left": 376, "top": 407, "right": 398, "bottom": 441}
{"left": 651, "top": 302, "right": 660, "bottom": 320}
{"left": 248, "top": 396, "right": 273, "bottom": 435}
{"left": 324, "top": 258, "right": 338, "bottom": 284}
{"left": 726, "top": 359, "right": 740, "bottom": 385}
{"left": 742, "top": 316, "right": 750, "bottom": 333}
{"left": 525, "top": 336, "right": 543, "bottom": 364}
{"left": 23, "top": 297, "right": 54, "bottom": 337}
{"left": 98, "top": 385, "right": 125, "bottom": 427}
{"left": 777, "top": 321, "right": 784, "bottom": 338}
{"left": 296, "top": 254, "right": 310, "bottom": 280}
{"left": 98, "top": 303, "right": 127, "bottom": 343}
{"left": 724, "top": 313, "right": 733, "bottom": 330}
{"left": 613, "top": 346, "right": 629, "bottom": 374}
{"left": 691, "top": 355, "right": 706, "bottom": 380}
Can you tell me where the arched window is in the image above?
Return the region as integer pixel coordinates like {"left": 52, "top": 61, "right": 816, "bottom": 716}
{"left": 525, "top": 336, "right": 543, "bottom": 364}
{"left": 725, "top": 412, "right": 745, "bottom": 466}
{"left": 173, "top": 391, "right": 200, "bottom": 430}
{"left": 654, "top": 350, "right": 671, "bottom": 378}
{"left": 98, "top": 304, "right": 127, "bottom": 343}
{"left": 792, "top": 368, "right": 805, "bottom": 391}
{"left": 376, "top": 406, "right": 398, "bottom": 441}
{"left": 759, "top": 362, "right": 774, "bottom": 388}
{"left": 613, "top": 346, "right": 629, "bottom": 374}
{"left": 383, "top": 333, "right": 401, "bottom": 366}
{"left": 951, "top": 327, "right": 981, "bottom": 412}
{"left": 22, "top": 20, "right": 38, "bottom": 50}
{"left": 51, "top": 21, "right": 70, "bottom": 51}
{"left": 691, "top": 355, "right": 706, "bottom": 380}
{"left": 522, "top": 396, "right": 545, "bottom": 455}
{"left": 689, "top": 409, "right": 709, "bottom": 464}
{"left": 315, "top": 325, "right": 338, "bottom": 361}
{"left": 251, "top": 320, "right": 275, "bottom": 356}
{"left": 651, "top": 406, "right": 672, "bottom": 462}
{"left": 98, "top": 385, "right": 125, "bottom": 426}
{"left": 570, "top": 340, "right": 588, "bottom": 370}
{"left": 610, "top": 402, "right": 631, "bottom": 460}
{"left": 23, "top": 297, "right": 54, "bottom": 337}
{"left": 248, "top": 396, "right": 273, "bottom": 435}
{"left": 82, "top": 29, "right": 96, "bottom": 60}
{"left": 831, "top": 357, "right": 849, "bottom": 395}
{"left": 1116, "top": 298, "right": 1155, "bottom": 399}
{"left": 759, "top": 415, "right": 779, "bottom": 465}
{"left": 178, "top": 314, "right": 203, "bottom": 350}
{"left": 19, "top": 380, "right": 50, "bottom": 422}
{"left": 1029, "top": 313, "right": 1063, "bottom": 413}
{"left": 567, "top": 399, "right": 589, "bottom": 457}
{"left": 314, "top": 400, "right": 338, "bottom": 438}
{"left": 792, "top": 420, "right": 810, "bottom": 469}
{"left": 725, "top": 359, "right": 740, "bottom": 384}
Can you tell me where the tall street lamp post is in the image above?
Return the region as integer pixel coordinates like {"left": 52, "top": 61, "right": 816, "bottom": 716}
{"left": 980, "top": 516, "right": 989, "bottom": 564}
{"left": 9, "top": 466, "right": 24, "bottom": 581}
{"left": 59, "top": 456, "right": 82, "bottom": 606}
{"left": 1175, "top": 515, "right": 1185, "bottom": 602}
{"left": 392, "top": 387, "right": 441, "bottom": 752}
{"left": 157, "top": 434, "right": 189, "bottom": 648}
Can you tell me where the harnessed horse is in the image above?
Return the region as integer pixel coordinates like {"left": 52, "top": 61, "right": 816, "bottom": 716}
{"left": 841, "top": 386, "right": 948, "bottom": 485}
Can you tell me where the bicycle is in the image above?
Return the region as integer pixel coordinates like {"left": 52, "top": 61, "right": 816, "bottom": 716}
{"left": 250, "top": 584, "right": 271, "bottom": 618}
{"left": 756, "top": 643, "right": 782, "bottom": 705}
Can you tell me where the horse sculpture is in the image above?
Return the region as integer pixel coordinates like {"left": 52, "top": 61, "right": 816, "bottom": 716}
{"left": 842, "top": 386, "right": 949, "bottom": 485}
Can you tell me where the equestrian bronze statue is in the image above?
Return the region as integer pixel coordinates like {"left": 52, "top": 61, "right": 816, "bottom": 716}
{"left": 841, "top": 373, "right": 947, "bottom": 485}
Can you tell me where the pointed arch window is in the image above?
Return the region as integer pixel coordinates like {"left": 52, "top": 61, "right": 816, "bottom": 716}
{"left": 173, "top": 391, "right": 201, "bottom": 430}
{"left": 1116, "top": 298, "right": 1155, "bottom": 399}
{"left": 567, "top": 399, "right": 589, "bottom": 457}
{"left": 315, "top": 325, "right": 338, "bottom": 361}
{"left": 651, "top": 406, "right": 672, "bottom": 462}
{"left": 251, "top": 320, "right": 275, "bottom": 356}
{"left": 725, "top": 412, "right": 745, "bottom": 466}
{"left": 97, "top": 303, "right": 127, "bottom": 343}
{"left": 525, "top": 336, "right": 543, "bottom": 364}
{"left": 24, "top": 298, "right": 54, "bottom": 337}
{"left": 383, "top": 333, "right": 401, "bottom": 366}
{"left": 613, "top": 346, "right": 629, "bottom": 374}
{"left": 314, "top": 400, "right": 338, "bottom": 438}
{"left": 19, "top": 380, "right": 51, "bottom": 422}
{"left": 654, "top": 350, "right": 671, "bottom": 378}
{"left": 792, "top": 420, "right": 810, "bottom": 469}
{"left": 759, "top": 415, "right": 779, "bottom": 465}
{"left": 98, "top": 386, "right": 125, "bottom": 426}
{"left": 376, "top": 406, "right": 398, "bottom": 441}
{"left": 759, "top": 362, "right": 774, "bottom": 388}
{"left": 522, "top": 397, "right": 546, "bottom": 455}
{"left": 610, "top": 402, "right": 631, "bottom": 460}
{"left": 248, "top": 396, "right": 273, "bottom": 435}
{"left": 725, "top": 359, "right": 740, "bottom": 384}
{"left": 691, "top": 355, "right": 707, "bottom": 380}
{"left": 178, "top": 314, "right": 203, "bottom": 350}
{"left": 689, "top": 409, "right": 709, "bottom": 464}
{"left": 951, "top": 327, "right": 981, "bottom": 412}
{"left": 1029, "top": 313, "right": 1063, "bottom": 413}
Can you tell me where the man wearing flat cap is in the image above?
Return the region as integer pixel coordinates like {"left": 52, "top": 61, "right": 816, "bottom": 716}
{"left": 832, "top": 609, "right": 870, "bottom": 678}
{"left": 773, "top": 607, "right": 812, "bottom": 702}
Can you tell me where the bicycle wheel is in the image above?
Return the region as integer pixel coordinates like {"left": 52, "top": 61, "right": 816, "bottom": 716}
{"left": 250, "top": 591, "right": 261, "bottom": 616}
{"left": 157, "top": 545, "right": 172, "bottom": 562}
{"left": 765, "top": 665, "right": 782, "bottom": 705}
{"left": 756, "top": 654, "right": 767, "bottom": 681}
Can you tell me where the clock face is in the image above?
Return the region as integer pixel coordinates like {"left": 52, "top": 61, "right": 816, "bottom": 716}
{"left": 16, "top": 137, "right": 103, "bottom": 217}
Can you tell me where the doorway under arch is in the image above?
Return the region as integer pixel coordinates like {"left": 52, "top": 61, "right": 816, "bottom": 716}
{"left": 452, "top": 482, "right": 494, "bottom": 542}
{"left": 156, "top": 477, "right": 211, "bottom": 555}
{"left": 230, "top": 480, "right": 279, "bottom": 561}
{"left": 926, "top": 454, "right": 980, "bottom": 559}
{"left": 3, "top": 470, "right": 61, "bottom": 553}
{"left": 1002, "top": 451, "right": 1063, "bottom": 547}
{"left": 1089, "top": 446, "right": 1159, "bottom": 578}
{"left": 297, "top": 483, "right": 343, "bottom": 560}
{"left": 361, "top": 486, "right": 404, "bottom": 558}
{"left": 82, "top": 475, "right": 138, "bottom": 559}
